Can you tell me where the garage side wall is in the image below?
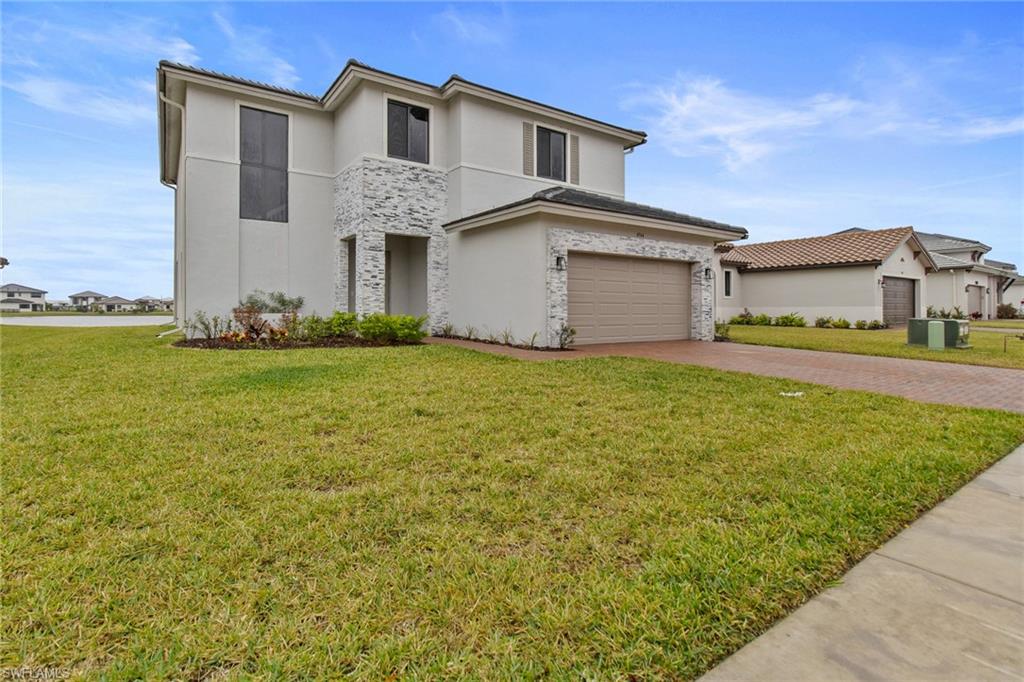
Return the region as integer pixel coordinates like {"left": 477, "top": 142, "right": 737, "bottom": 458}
{"left": 731, "top": 266, "right": 879, "bottom": 323}
{"left": 876, "top": 240, "right": 928, "bottom": 319}
{"left": 447, "top": 218, "right": 549, "bottom": 342}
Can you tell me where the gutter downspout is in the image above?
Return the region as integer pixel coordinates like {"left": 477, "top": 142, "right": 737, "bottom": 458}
{"left": 159, "top": 86, "right": 186, "bottom": 333}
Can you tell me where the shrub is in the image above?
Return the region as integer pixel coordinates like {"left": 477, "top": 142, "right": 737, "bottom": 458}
{"left": 239, "top": 289, "right": 304, "bottom": 313}
{"left": 970, "top": 311, "right": 983, "bottom": 320}
{"left": 522, "top": 332, "right": 540, "bottom": 349}
{"left": 854, "top": 320, "right": 867, "bottom": 330}
{"left": 463, "top": 325, "right": 477, "bottom": 340}
{"left": 232, "top": 304, "right": 269, "bottom": 340}
{"left": 867, "top": 320, "right": 886, "bottom": 330}
{"left": 832, "top": 317, "right": 851, "bottom": 329}
{"left": 774, "top": 313, "right": 806, "bottom": 327}
{"left": 557, "top": 323, "right": 577, "bottom": 349}
{"left": 751, "top": 313, "right": 772, "bottom": 326}
{"left": 500, "top": 328, "right": 515, "bottom": 345}
{"left": 729, "top": 309, "right": 754, "bottom": 325}
{"left": 997, "top": 303, "right": 1018, "bottom": 319}
{"left": 814, "top": 316, "right": 833, "bottom": 328}
{"left": 714, "top": 321, "right": 731, "bottom": 341}
{"left": 926, "top": 305, "right": 938, "bottom": 319}
{"left": 185, "top": 311, "right": 233, "bottom": 339}
{"left": 357, "top": 314, "right": 427, "bottom": 343}
{"left": 950, "top": 306, "right": 966, "bottom": 320}
{"left": 439, "top": 322, "right": 456, "bottom": 337}
{"left": 327, "top": 311, "right": 358, "bottom": 337}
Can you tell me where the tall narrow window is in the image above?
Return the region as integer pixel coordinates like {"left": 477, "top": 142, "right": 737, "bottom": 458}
{"left": 724, "top": 270, "right": 733, "bottom": 297}
{"left": 536, "top": 126, "right": 566, "bottom": 181}
{"left": 387, "top": 100, "right": 429, "bottom": 164}
{"left": 240, "top": 106, "right": 288, "bottom": 222}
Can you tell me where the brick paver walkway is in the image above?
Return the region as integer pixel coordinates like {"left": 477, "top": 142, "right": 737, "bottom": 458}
{"left": 426, "top": 338, "right": 1024, "bottom": 413}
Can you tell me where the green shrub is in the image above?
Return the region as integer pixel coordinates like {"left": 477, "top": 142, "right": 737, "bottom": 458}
{"left": 239, "top": 289, "right": 304, "bottom": 313}
{"left": 814, "top": 316, "right": 833, "bottom": 328}
{"left": 751, "top": 313, "right": 772, "bottom": 326}
{"left": 854, "top": 320, "right": 867, "bottom": 330}
{"left": 357, "top": 314, "right": 427, "bottom": 343}
{"left": 327, "top": 311, "right": 358, "bottom": 337}
{"left": 729, "top": 309, "right": 754, "bottom": 325}
{"left": 832, "top": 317, "right": 851, "bottom": 329}
{"left": 557, "top": 324, "right": 577, "bottom": 349}
{"left": 867, "top": 320, "right": 886, "bottom": 330}
{"left": 714, "top": 322, "right": 731, "bottom": 341}
{"left": 997, "top": 303, "right": 1018, "bottom": 319}
{"left": 926, "top": 305, "right": 938, "bottom": 319}
{"left": 774, "top": 313, "right": 806, "bottom": 327}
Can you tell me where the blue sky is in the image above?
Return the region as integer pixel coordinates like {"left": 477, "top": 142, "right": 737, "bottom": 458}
{"left": 3, "top": 2, "right": 1022, "bottom": 299}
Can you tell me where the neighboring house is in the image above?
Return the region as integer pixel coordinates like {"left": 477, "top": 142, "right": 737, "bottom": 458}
{"left": 69, "top": 290, "right": 106, "bottom": 308}
{"left": 914, "top": 232, "right": 1018, "bottom": 319}
{"left": 158, "top": 60, "right": 747, "bottom": 345}
{"left": 136, "top": 296, "right": 174, "bottom": 312}
{"left": 48, "top": 300, "right": 72, "bottom": 311}
{"left": 0, "top": 283, "right": 47, "bottom": 311}
{"left": 1004, "top": 278, "right": 1024, "bottom": 312}
{"left": 96, "top": 296, "right": 139, "bottom": 312}
{"left": 716, "top": 227, "right": 936, "bottom": 326}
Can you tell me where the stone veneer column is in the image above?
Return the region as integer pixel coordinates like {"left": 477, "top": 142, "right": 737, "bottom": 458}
{"left": 354, "top": 231, "right": 385, "bottom": 315}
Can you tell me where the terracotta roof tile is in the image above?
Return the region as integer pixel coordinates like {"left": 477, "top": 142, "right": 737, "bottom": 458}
{"left": 721, "top": 226, "right": 914, "bottom": 272}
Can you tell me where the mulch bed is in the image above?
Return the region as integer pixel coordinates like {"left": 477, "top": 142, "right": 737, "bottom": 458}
{"left": 173, "top": 337, "right": 420, "bottom": 351}
{"left": 433, "top": 335, "right": 571, "bottom": 352}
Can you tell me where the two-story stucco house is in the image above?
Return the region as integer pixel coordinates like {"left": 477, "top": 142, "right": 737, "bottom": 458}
{"left": 158, "top": 60, "right": 747, "bottom": 345}
{"left": 0, "top": 283, "right": 47, "bottom": 312}
{"left": 69, "top": 290, "right": 107, "bottom": 309}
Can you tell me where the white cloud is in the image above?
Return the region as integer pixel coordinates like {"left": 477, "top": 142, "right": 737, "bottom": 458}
{"left": 212, "top": 11, "right": 299, "bottom": 88}
{"left": 434, "top": 6, "right": 510, "bottom": 46}
{"left": 627, "top": 48, "right": 1023, "bottom": 171}
{"left": 5, "top": 76, "right": 152, "bottom": 125}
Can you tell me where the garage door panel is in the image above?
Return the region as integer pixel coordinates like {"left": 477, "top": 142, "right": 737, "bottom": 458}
{"left": 882, "top": 276, "right": 915, "bottom": 326}
{"left": 568, "top": 252, "right": 692, "bottom": 345}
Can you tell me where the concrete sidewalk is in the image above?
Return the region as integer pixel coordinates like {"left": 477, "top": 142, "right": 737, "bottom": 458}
{"left": 701, "top": 444, "right": 1024, "bottom": 682}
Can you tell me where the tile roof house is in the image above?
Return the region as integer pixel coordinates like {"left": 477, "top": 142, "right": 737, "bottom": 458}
{"left": 95, "top": 296, "right": 139, "bottom": 312}
{"left": 912, "top": 231, "right": 1018, "bottom": 319}
{"left": 0, "top": 283, "right": 47, "bottom": 312}
{"left": 716, "top": 227, "right": 936, "bottom": 326}
{"left": 158, "top": 60, "right": 746, "bottom": 345}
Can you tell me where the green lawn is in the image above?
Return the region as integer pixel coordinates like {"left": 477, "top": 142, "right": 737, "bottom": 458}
{"left": 0, "top": 310, "right": 170, "bottom": 317}
{"left": 972, "top": 319, "right": 1024, "bottom": 329}
{"left": 4, "top": 326, "right": 1022, "bottom": 679}
{"left": 728, "top": 325, "right": 1024, "bottom": 369}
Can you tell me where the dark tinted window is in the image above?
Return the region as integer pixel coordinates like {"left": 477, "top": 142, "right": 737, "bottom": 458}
{"left": 387, "top": 100, "right": 429, "bottom": 164}
{"left": 536, "top": 126, "right": 566, "bottom": 181}
{"left": 724, "top": 270, "right": 732, "bottom": 297}
{"left": 240, "top": 106, "right": 288, "bottom": 222}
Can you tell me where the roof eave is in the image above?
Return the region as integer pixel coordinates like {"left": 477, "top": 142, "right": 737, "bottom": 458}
{"left": 731, "top": 260, "right": 885, "bottom": 273}
{"left": 445, "top": 200, "right": 746, "bottom": 241}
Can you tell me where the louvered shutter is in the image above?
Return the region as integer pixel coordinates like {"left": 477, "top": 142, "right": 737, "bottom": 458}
{"left": 522, "top": 122, "right": 534, "bottom": 176}
{"left": 569, "top": 134, "right": 580, "bottom": 185}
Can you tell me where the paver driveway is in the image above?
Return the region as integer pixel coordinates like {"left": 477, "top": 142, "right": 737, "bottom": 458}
{"left": 427, "top": 338, "right": 1024, "bottom": 413}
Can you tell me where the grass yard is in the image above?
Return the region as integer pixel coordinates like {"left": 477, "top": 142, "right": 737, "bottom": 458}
{"left": 4, "top": 326, "right": 1023, "bottom": 679}
{"left": 0, "top": 311, "right": 170, "bottom": 317}
{"left": 729, "top": 325, "right": 1024, "bottom": 369}
{"left": 972, "top": 319, "right": 1024, "bottom": 329}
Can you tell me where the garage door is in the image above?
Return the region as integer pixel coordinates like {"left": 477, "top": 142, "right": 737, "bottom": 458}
{"left": 882, "top": 276, "right": 915, "bottom": 326}
{"left": 568, "top": 252, "right": 691, "bottom": 344}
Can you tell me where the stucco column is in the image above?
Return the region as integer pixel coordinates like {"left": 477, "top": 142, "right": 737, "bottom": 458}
{"left": 354, "top": 231, "right": 386, "bottom": 316}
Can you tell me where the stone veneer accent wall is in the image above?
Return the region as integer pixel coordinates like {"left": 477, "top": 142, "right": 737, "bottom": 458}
{"left": 546, "top": 227, "right": 715, "bottom": 346}
{"left": 334, "top": 157, "right": 449, "bottom": 330}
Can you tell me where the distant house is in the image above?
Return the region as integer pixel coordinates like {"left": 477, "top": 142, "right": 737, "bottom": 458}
{"left": 96, "top": 296, "right": 139, "bottom": 312}
{"left": 135, "top": 296, "right": 174, "bottom": 312}
{"left": 0, "top": 283, "right": 47, "bottom": 312}
{"left": 716, "top": 227, "right": 936, "bottom": 326}
{"left": 69, "top": 290, "right": 106, "bottom": 309}
{"left": 916, "top": 232, "right": 1019, "bottom": 319}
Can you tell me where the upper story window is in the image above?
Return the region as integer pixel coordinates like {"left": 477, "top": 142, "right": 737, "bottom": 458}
{"left": 723, "top": 270, "right": 733, "bottom": 298}
{"left": 30, "top": 293, "right": 42, "bottom": 298}
{"left": 240, "top": 106, "right": 288, "bottom": 223}
{"left": 387, "top": 100, "right": 429, "bottom": 164}
{"left": 536, "top": 126, "right": 566, "bottom": 181}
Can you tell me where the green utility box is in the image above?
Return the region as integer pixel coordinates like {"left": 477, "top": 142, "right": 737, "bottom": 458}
{"left": 907, "top": 318, "right": 971, "bottom": 349}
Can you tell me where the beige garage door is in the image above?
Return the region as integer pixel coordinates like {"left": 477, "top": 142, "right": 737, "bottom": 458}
{"left": 568, "top": 252, "right": 691, "bottom": 344}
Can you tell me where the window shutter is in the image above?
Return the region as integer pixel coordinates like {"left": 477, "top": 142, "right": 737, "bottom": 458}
{"left": 522, "top": 122, "right": 534, "bottom": 176}
{"left": 569, "top": 134, "right": 580, "bottom": 185}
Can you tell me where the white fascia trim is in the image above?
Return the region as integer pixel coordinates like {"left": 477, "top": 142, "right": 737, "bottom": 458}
{"left": 446, "top": 201, "right": 744, "bottom": 241}
{"left": 162, "top": 67, "right": 322, "bottom": 111}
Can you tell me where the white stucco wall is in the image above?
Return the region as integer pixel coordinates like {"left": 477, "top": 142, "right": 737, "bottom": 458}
{"left": 927, "top": 268, "right": 1005, "bottom": 319}
{"left": 1004, "top": 281, "right": 1024, "bottom": 311}
{"left": 179, "top": 84, "right": 335, "bottom": 322}
{"left": 721, "top": 266, "right": 879, "bottom": 323}
{"left": 447, "top": 216, "right": 549, "bottom": 341}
